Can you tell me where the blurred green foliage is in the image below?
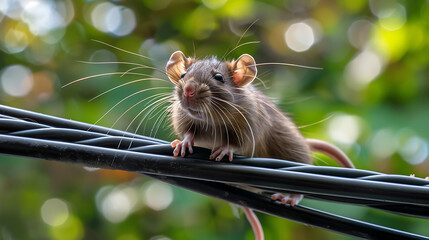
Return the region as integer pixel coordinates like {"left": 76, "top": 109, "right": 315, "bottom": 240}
{"left": 0, "top": 0, "right": 428, "bottom": 239}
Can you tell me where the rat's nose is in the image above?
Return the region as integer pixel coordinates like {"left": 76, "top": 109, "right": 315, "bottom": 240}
{"left": 184, "top": 84, "right": 195, "bottom": 99}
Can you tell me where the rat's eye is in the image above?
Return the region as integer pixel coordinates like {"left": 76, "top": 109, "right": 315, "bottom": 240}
{"left": 180, "top": 72, "right": 186, "bottom": 79}
{"left": 213, "top": 73, "right": 224, "bottom": 83}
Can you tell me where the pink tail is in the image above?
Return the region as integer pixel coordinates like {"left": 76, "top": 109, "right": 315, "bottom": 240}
{"left": 306, "top": 138, "right": 355, "bottom": 168}
{"left": 242, "top": 207, "right": 264, "bottom": 240}
{"left": 242, "top": 139, "right": 353, "bottom": 240}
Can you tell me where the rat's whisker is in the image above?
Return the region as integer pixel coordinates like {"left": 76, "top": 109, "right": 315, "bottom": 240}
{"left": 203, "top": 103, "right": 211, "bottom": 132}
{"left": 77, "top": 60, "right": 168, "bottom": 75}
{"left": 109, "top": 93, "right": 171, "bottom": 132}
{"left": 241, "top": 74, "right": 267, "bottom": 89}
{"left": 234, "top": 19, "right": 258, "bottom": 49}
{"left": 62, "top": 72, "right": 155, "bottom": 88}
{"left": 142, "top": 98, "right": 171, "bottom": 136}
{"left": 91, "top": 88, "right": 171, "bottom": 128}
{"left": 298, "top": 113, "right": 334, "bottom": 129}
{"left": 204, "top": 102, "right": 217, "bottom": 150}
{"left": 117, "top": 97, "right": 166, "bottom": 151}
{"left": 210, "top": 91, "right": 250, "bottom": 100}
{"left": 211, "top": 102, "right": 233, "bottom": 147}
{"left": 153, "top": 106, "right": 168, "bottom": 136}
{"left": 215, "top": 105, "right": 230, "bottom": 148}
{"left": 220, "top": 19, "right": 259, "bottom": 63}
{"left": 89, "top": 81, "right": 171, "bottom": 102}
{"left": 147, "top": 98, "right": 173, "bottom": 121}
{"left": 219, "top": 102, "right": 245, "bottom": 147}
{"left": 212, "top": 96, "right": 252, "bottom": 116}
{"left": 153, "top": 110, "right": 169, "bottom": 137}
{"left": 212, "top": 96, "right": 255, "bottom": 157}
{"left": 120, "top": 65, "right": 168, "bottom": 77}
{"left": 251, "top": 62, "right": 322, "bottom": 70}
{"left": 150, "top": 105, "right": 170, "bottom": 137}
{"left": 110, "top": 94, "right": 171, "bottom": 157}
{"left": 123, "top": 95, "right": 172, "bottom": 149}
{"left": 225, "top": 41, "right": 260, "bottom": 60}
{"left": 92, "top": 39, "right": 163, "bottom": 65}
{"left": 199, "top": 103, "right": 208, "bottom": 132}
{"left": 212, "top": 101, "right": 243, "bottom": 147}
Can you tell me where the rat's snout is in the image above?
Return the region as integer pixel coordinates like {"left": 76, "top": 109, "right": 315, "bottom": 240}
{"left": 184, "top": 82, "right": 196, "bottom": 99}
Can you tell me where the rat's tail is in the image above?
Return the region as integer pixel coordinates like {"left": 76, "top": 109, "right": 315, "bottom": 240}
{"left": 241, "top": 139, "right": 352, "bottom": 240}
{"left": 306, "top": 138, "right": 355, "bottom": 168}
{"left": 242, "top": 207, "right": 264, "bottom": 240}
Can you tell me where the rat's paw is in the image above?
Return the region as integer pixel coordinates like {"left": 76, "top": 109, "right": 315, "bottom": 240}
{"left": 209, "top": 145, "right": 234, "bottom": 162}
{"left": 171, "top": 139, "right": 193, "bottom": 157}
{"left": 171, "top": 132, "right": 194, "bottom": 157}
{"left": 271, "top": 193, "right": 303, "bottom": 207}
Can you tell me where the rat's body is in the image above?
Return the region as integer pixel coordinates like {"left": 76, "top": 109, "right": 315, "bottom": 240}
{"left": 166, "top": 51, "right": 354, "bottom": 240}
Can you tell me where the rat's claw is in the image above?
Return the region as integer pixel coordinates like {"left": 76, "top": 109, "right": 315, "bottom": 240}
{"left": 181, "top": 140, "right": 193, "bottom": 157}
{"left": 271, "top": 193, "right": 303, "bottom": 207}
{"left": 171, "top": 132, "right": 194, "bottom": 157}
{"left": 209, "top": 145, "right": 234, "bottom": 162}
{"left": 171, "top": 140, "right": 181, "bottom": 148}
{"left": 172, "top": 140, "right": 182, "bottom": 157}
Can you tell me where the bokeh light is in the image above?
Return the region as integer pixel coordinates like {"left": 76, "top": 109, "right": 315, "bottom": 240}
{"left": 371, "top": 129, "right": 396, "bottom": 160}
{"left": 182, "top": 7, "right": 217, "bottom": 39}
{"left": 347, "top": 19, "right": 373, "bottom": 49}
{"left": 41, "top": 198, "right": 70, "bottom": 227}
{"left": 345, "top": 49, "right": 383, "bottom": 90}
{"left": 1, "top": 0, "right": 21, "bottom": 19}
{"left": 285, "top": 22, "right": 315, "bottom": 52}
{"left": 378, "top": 3, "right": 406, "bottom": 31}
{"left": 1, "top": 64, "right": 33, "bottom": 97}
{"left": 0, "top": 0, "right": 73, "bottom": 54}
{"left": 20, "top": 0, "right": 65, "bottom": 36}
{"left": 328, "top": 114, "right": 362, "bottom": 147}
{"left": 2, "top": 24, "right": 30, "bottom": 54}
{"left": 49, "top": 215, "right": 84, "bottom": 240}
{"left": 369, "top": 0, "right": 407, "bottom": 31}
{"left": 0, "top": 0, "right": 9, "bottom": 14}
{"left": 371, "top": 23, "right": 408, "bottom": 62}
{"left": 142, "top": 181, "right": 173, "bottom": 211}
{"left": 97, "top": 186, "right": 139, "bottom": 223}
{"left": 90, "top": 2, "right": 136, "bottom": 36}
{"left": 399, "top": 136, "right": 428, "bottom": 166}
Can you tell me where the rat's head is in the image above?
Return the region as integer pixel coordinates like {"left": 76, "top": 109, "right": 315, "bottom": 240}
{"left": 166, "top": 51, "right": 257, "bottom": 121}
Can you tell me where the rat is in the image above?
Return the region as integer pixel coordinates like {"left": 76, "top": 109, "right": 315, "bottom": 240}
{"left": 165, "top": 51, "right": 354, "bottom": 240}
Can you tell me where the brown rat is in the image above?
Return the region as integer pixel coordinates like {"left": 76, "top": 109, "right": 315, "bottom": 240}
{"left": 166, "top": 51, "right": 354, "bottom": 240}
{"left": 167, "top": 51, "right": 313, "bottom": 163}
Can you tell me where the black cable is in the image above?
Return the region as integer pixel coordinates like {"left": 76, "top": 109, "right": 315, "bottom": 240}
{"left": 0, "top": 104, "right": 428, "bottom": 239}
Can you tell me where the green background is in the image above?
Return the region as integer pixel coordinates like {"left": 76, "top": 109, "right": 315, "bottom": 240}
{"left": 0, "top": 0, "right": 428, "bottom": 239}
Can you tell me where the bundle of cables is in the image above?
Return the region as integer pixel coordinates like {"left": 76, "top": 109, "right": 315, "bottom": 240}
{"left": 0, "top": 104, "right": 428, "bottom": 239}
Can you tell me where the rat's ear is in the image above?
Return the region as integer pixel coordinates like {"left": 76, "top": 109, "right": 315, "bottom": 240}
{"left": 166, "top": 51, "right": 193, "bottom": 85}
{"left": 229, "top": 54, "right": 257, "bottom": 87}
